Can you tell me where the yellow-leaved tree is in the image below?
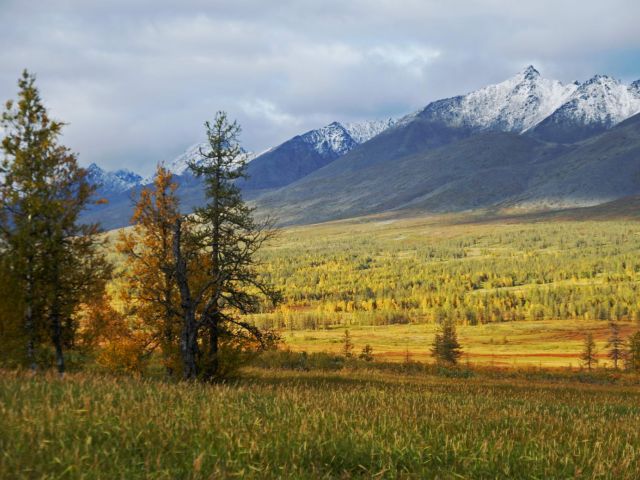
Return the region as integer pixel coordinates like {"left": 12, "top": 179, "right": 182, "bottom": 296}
{"left": 115, "top": 166, "right": 183, "bottom": 377}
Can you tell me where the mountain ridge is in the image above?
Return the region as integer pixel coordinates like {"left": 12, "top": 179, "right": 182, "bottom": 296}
{"left": 84, "top": 66, "right": 640, "bottom": 230}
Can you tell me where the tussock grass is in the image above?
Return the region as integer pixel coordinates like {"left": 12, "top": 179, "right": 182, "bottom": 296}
{"left": 1, "top": 369, "right": 639, "bottom": 478}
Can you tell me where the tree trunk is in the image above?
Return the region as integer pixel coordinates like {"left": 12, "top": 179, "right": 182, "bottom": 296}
{"left": 25, "top": 302, "right": 36, "bottom": 372}
{"left": 24, "top": 259, "right": 37, "bottom": 372}
{"left": 202, "top": 314, "right": 219, "bottom": 381}
{"left": 163, "top": 301, "right": 174, "bottom": 379}
{"left": 180, "top": 312, "right": 198, "bottom": 380}
{"left": 173, "top": 218, "right": 198, "bottom": 380}
{"left": 204, "top": 166, "right": 221, "bottom": 381}
{"left": 50, "top": 303, "right": 65, "bottom": 375}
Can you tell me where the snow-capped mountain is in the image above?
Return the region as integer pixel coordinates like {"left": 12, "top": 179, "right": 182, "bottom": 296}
{"left": 87, "top": 163, "right": 142, "bottom": 194}
{"left": 415, "top": 65, "right": 640, "bottom": 143}
{"left": 343, "top": 118, "right": 397, "bottom": 143}
{"left": 537, "top": 75, "right": 640, "bottom": 128}
{"left": 298, "top": 122, "right": 358, "bottom": 157}
{"left": 83, "top": 65, "right": 640, "bottom": 230}
{"left": 236, "top": 118, "right": 396, "bottom": 192}
{"left": 147, "top": 118, "right": 395, "bottom": 188}
{"left": 140, "top": 145, "right": 263, "bottom": 184}
{"left": 86, "top": 66, "right": 640, "bottom": 199}
{"left": 420, "top": 65, "right": 578, "bottom": 132}
{"left": 297, "top": 119, "right": 396, "bottom": 157}
{"left": 531, "top": 74, "right": 640, "bottom": 142}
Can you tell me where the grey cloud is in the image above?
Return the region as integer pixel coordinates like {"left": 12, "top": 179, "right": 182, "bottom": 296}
{"left": 1, "top": 0, "right": 639, "bottom": 174}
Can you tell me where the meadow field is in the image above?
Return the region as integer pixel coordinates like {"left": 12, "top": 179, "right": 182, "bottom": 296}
{"left": 280, "top": 319, "right": 637, "bottom": 367}
{"left": 2, "top": 368, "right": 640, "bottom": 479}
{"left": 5, "top": 213, "right": 640, "bottom": 478}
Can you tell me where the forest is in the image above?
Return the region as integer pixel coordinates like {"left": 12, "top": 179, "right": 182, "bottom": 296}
{"left": 249, "top": 218, "right": 640, "bottom": 329}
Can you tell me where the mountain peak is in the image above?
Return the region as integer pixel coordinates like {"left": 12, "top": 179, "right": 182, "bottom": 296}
{"left": 421, "top": 66, "right": 577, "bottom": 132}
{"left": 532, "top": 72, "right": 640, "bottom": 141}
{"left": 582, "top": 74, "right": 619, "bottom": 86}
{"left": 113, "top": 169, "right": 142, "bottom": 184}
{"left": 521, "top": 65, "right": 540, "bottom": 80}
{"left": 87, "top": 163, "right": 142, "bottom": 194}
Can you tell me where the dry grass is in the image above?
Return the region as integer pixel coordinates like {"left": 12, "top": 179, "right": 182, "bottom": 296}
{"left": 1, "top": 369, "right": 640, "bottom": 479}
{"left": 282, "top": 319, "right": 637, "bottom": 367}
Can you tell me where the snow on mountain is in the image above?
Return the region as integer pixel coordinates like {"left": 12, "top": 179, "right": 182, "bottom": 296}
{"left": 296, "top": 118, "right": 395, "bottom": 158}
{"left": 142, "top": 145, "right": 263, "bottom": 184}
{"left": 87, "top": 163, "right": 142, "bottom": 194}
{"left": 421, "top": 65, "right": 578, "bottom": 132}
{"left": 543, "top": 75, "right": 640, "bottom": 128}
{"left": 87, "top": 66, "right": 640, "bottom": 198}
{"left": 95, "top": 118, "right": 394, "bottom": 189}
{"left": 298, "top": 122, "right": 358, "bottom": 157}
{"left": 343, "top": 118, "right": 396, "bottom": 143}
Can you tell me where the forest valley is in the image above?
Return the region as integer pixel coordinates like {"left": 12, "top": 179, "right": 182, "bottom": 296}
{"left": 2, "top": 71, "right": 640, "bottom": 380}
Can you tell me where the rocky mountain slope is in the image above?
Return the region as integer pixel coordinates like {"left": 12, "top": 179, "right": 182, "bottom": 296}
{"left": 84, "top": 66, "right": 640, "bottom": 229}
{"left": 84, "top": 118, "right": 396, "bottom": 229}
{"left": 256, "top": 111, "right": 640, "bottom": 225}
{"left": 531, "top": 75, "right": 640, "bottom": 142}
{"left": 87, "top": 164, "right": 142, "bottom": 197}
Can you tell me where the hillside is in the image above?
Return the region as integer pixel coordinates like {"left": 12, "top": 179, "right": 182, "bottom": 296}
{"left": 514, "top": 112, "right": 640, "bottom": 207}
{"left": 256, "top": 112, "right": 640, "bottom": 225}
{"left": 83, "top": 66, "right": 640, "bottom": 231}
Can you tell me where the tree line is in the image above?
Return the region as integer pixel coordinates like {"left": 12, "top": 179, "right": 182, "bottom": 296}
{"left": 0, "top": 71, "right": 279, "bottom": 380}
{"left": 581, "top": 321, "right": 640, "bottom": 372}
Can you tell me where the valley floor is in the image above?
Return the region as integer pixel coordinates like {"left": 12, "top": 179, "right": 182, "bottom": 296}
{"left": 281, "top": 319, "right": 637, "bottom": 368}
{"left": 1, "top": 368, "right": 639, "bottom": 479}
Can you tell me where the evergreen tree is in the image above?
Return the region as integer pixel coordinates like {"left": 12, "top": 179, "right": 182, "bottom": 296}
{"left": 342, "top": 329, "right": 354, "bottom": 358}
{"left": 625, "top": 331, "right": 640, "bottom": 372}
{"left": 359, "top": 344, "right": 374, "bottom": 361}
{"left": 580, "top": 332, "right": 598, "bottom": 371}
{"left": 173, "top": 111, "right": 280, "bottom": 380}
{"left": 607, "top": 321, "right": 624, "bottom": 369}
{"left": 431, "top": 320, "right": 463, "bottom": 365}
{"left": 0, "top": 70, "right": 109, "bottom": 373}
{"left": 403, "top": 346, "right": 412, "bottom": 364}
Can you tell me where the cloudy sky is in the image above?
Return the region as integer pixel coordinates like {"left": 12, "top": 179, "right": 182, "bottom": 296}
{"left": 1, "top": 0, "right": 639, "bottom": 175}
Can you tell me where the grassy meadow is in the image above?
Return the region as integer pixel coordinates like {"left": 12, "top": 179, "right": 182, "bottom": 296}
{"left": 2, "top": 368, "right": 640, "bottom": 479}
{"left": 5, "top": 213, "right": 640, "bottom": 478}
{"left": 281, "top": 319, "right": 637, "bottom": 367}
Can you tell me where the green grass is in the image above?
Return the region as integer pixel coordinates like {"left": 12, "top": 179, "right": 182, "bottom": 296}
{"left": 1, "top": 369, "right": 640, "bottom": 479}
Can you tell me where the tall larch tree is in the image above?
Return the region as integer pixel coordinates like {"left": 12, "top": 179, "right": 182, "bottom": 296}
{"left": 117, "top": 166, "right": 183, "bottom": 376}
{"left": 174, "top": 111, "right": 281, "bottom": 380}
{"left": 0, "top": 70, "right": 109, "bottom": 373}
{"left": 580, "top": 332, "right": 598, "bottom": 371}
{"left": 625, "top": 331, "right": 640, "bottom": 372}
{"left": 607, "top": 321, "right": 624, "bottom": 369}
